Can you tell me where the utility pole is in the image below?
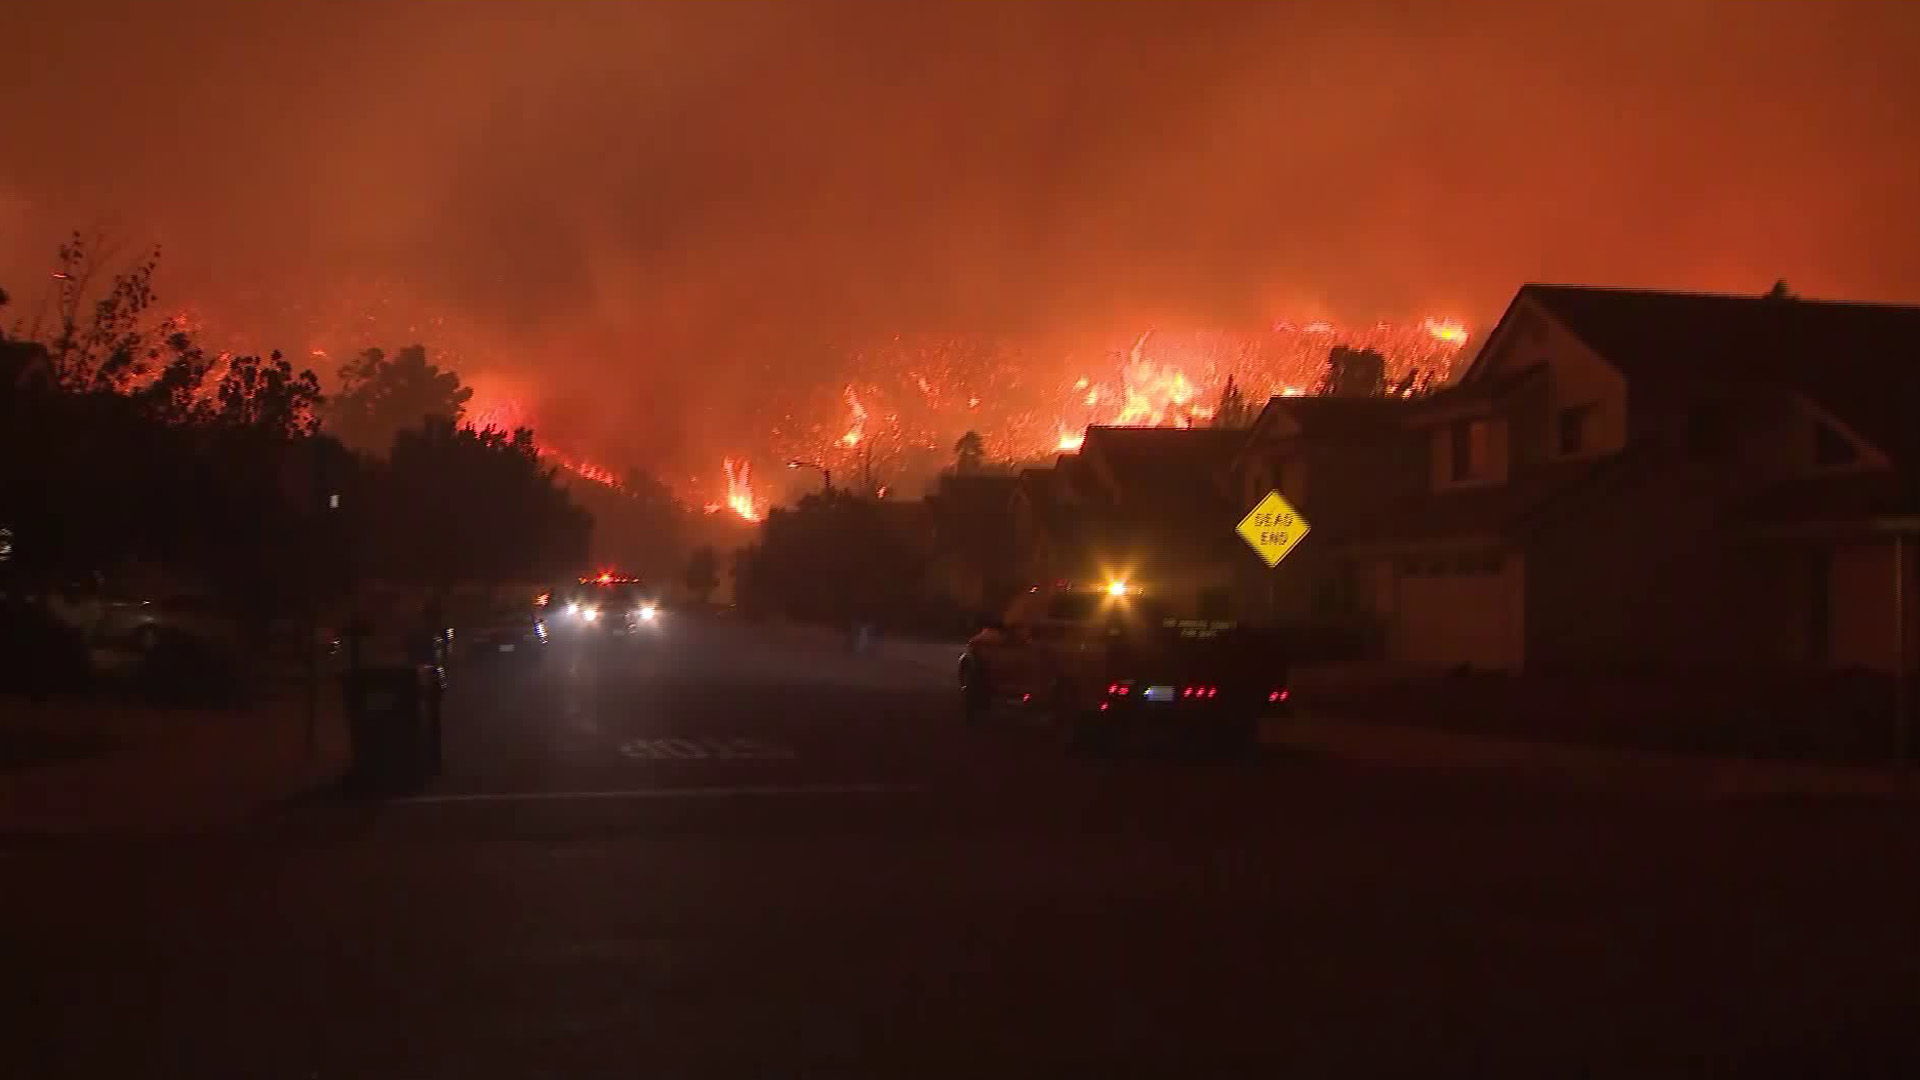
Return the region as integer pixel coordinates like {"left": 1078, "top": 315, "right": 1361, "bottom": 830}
{"left": 786, "top": 460, "right": 832, "bottom": 492}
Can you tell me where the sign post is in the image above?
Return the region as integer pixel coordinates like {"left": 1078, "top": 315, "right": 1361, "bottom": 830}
{"left": 1237, "top": 490, "right": 1311, "bottom": 569}
{"left": 1238, "top": 490, "right": 1310, "bottom": 624}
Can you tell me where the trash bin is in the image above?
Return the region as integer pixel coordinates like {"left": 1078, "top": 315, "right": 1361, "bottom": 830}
{"left": 341, "top": 664, "right": 442, "bottom": 792}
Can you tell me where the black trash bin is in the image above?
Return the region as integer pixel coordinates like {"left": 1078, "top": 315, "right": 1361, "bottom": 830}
{"left": 341, "top": 664, "right": 443, "bottom": 793}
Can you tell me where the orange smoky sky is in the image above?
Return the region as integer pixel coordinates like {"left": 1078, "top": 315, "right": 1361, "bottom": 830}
{"left": 3, "top": 0, "right": 1918, "bottom": 482}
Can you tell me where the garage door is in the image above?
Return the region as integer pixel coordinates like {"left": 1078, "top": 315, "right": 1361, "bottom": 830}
{"left": 1394, "top": 555, "right": 1523, "bottom": 671}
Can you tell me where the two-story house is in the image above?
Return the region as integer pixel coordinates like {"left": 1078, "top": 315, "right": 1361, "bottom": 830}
{"left": 1347, "top": 283, "right": 1920, "bottom": 678}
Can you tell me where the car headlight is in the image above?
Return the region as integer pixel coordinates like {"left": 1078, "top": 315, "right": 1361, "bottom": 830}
{"left": 638, "top": 604, "right": 658, "bottom": 621}
{"left": 565, "top": 602, "right": 580, "bottom": 615}
{"left": 580, "top": 608, "right": 598, "bottom": 622}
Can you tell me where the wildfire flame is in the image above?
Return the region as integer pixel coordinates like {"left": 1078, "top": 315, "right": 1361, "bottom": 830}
{"left": 337, "top": 310, "right": 1470, "bottom": 509}
{"left": 839, "top": 386, "right": 868, "bottom": 447}
{"left": 546, "top": 452, "right": 622, "bottom": 489}
{"left": 1108, "top": 331, "right": 1202, "bottom": 428}
{"left": 708, "top": 457, "right": 761, "bottom": 522}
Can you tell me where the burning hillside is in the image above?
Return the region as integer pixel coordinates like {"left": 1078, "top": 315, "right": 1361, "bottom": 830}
{"left": 450, "top": 315, "right": 1470, "bottom": 520}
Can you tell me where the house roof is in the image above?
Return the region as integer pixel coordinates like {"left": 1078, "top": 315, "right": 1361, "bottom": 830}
{"left": 1016, "top": 427, "right": 1247, "bottom": 570}
{"left": 930, "top": 471, "right": 1018, "bottom": 505}
{"left": 1247, "top": 395, "right": 1413, "bottom": 437}
{"left": 1080, "top": 425, "right": 1243, "bottom": 469}
{"left": 1078, "top": 426, "right": 1241, "bottom": 507}
{"left": 1511, "top": 284, "right": 1920, "bottom": 466}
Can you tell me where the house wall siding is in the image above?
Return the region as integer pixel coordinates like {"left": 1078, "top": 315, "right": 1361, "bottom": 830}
{"left": 1543, "top": 330, "right": 1629, "bottom": 459}
{"left": 1526, "top": 458, "right": 1761, "bottom": 672}
{"left": 1830, "top": 540, "right": 1903, "bottom": 673}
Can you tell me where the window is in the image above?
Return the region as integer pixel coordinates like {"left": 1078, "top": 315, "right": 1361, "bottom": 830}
{"left": 1813, "top": 422, "right": 1857, "bottom": 467}
{"left": 1557, "top": 405, "right": 1592, "bottom": 456}
{"left": 1449, "top": 419, "right": 1489, "bottom": 481}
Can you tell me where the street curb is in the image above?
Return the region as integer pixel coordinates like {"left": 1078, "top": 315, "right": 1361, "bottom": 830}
{"left": 1269, "top": 713, "right": 1920, "bottom": 802}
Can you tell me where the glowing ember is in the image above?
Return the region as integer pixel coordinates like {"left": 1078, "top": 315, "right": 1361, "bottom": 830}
{"left": 1423, "top": 317, "right": 1469, "bottom": 345}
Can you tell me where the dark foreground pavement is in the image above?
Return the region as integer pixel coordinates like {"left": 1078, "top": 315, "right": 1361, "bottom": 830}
{"left": 6, "top": 615, "right": 1920, "bottom": 1077}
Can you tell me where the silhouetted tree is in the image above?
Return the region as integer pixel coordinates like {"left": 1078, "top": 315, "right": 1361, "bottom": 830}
{"left": 4, "top": 237, "right": 583, "bottom": 674}
{"left": 1318, "top": 346, "right": 1388, "bottom": 398}
{"left": 731, "top": 490, "right": 928, "bottom": 629}
{"left": 567, "top": 466, "right": 684, "bottom": 578}
{"left": 953, "top": 430, "right": 986, "bottom": 474}
{"left": 43, "top": 231, "right": 169, "bottom": 390}
{"left": 324, "top": 344, "right": 473, "bottom": 455}
{"left": 210, "top": 352, "right": 325, "bottom": 438}
{"left": 1212, "top": 375, "right": 1252, "bottom": 428}
{"left": 371, "top": 418, "right": 589, "bottom": 586}
{"left": 683, "top": 545, "right": 720, "bottom": 604}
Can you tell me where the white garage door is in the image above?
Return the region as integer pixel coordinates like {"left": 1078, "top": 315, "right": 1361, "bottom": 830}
{"left": 1394, "top": 555, "right": 1523, "bottom": 671}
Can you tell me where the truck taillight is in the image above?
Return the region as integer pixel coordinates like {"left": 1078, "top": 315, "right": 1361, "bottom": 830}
{"left": 1268, "top": 688, "right": 1290, "bottom": 703}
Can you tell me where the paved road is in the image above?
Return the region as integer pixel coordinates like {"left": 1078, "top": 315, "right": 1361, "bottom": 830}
{"left": 6, "top": 615, "right": 1920, "bottom": 1077}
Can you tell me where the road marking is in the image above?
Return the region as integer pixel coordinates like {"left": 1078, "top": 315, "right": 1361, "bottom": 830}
{"left": 618, "top": 736, "right": 795, "bottom": 761}
{"left": 392, "top": 782, "right": 922, "bottom": 805}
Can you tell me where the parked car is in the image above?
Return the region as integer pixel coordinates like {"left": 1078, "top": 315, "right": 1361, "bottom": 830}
{"left": 44, "top": 574, "right": 239, "bottom": 657}
{"left": 452, "top": 602, "right": 549, "bottom": 662}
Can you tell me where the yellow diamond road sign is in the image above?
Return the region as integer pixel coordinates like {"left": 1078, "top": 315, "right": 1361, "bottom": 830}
{"left": 1237, "top": 490, "right": 1310, "bottom": 568}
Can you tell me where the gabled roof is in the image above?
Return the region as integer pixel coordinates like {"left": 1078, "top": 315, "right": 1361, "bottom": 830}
{"left": 1014, "top": 427, "right": 1247, "bottom": 569}
{"left": 1078, "top": 425, "right": 1242, "bottom": 506}
{"left": 1080, "top": 425, "right": 1244, "bottom": 468}
{"left": 1247, "top": 395, "right": 1413, "bottom": 437}
{"left": 930, "top": 470, "right": 1018, "bottom": 503}
{"left": 1502, "top": 284, "right": 1920, "bottom": 466}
